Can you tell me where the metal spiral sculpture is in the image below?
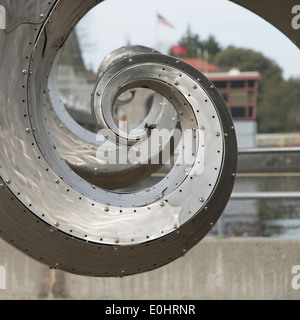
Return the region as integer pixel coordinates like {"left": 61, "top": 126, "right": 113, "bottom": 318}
{"left": 0, "top": 0, "right": 297, "bottom": 276}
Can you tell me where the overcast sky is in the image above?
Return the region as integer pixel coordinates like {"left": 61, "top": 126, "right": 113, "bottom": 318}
{"left": 76, "top": 0, "right": 300, "bottom": 79}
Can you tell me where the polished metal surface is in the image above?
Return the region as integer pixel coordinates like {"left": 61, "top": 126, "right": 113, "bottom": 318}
{"left": 47, "top": 47, "right": 172, "bottom": 190}
{"left": 1, "top": 0, "right": 295, "bottom": 277}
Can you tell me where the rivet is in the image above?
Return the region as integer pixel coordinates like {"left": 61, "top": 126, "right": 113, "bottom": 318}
{"left": 114, "top": 239, "right": 119, "bottom": 244}
{"left": 178, "top": 111, "right": 183, "bottom": 116}
{"left": 40, "top": 13, "right": 45, "bottom": 19}
{"left": 104, "top": 206, "right": 109, "bottom": 212}
{"left": 6, "top": 179, "right": 11, "bottom": 184}
{"left": 55, "top": 179, "right": 59, "bottom": 184}
{"left": 200, "top": 126, "right": 205, "bottom": 131}
{"left": 174, "top": 81, "right": 179, "bottom": 86}
{"left": 114, "top": 247, "right": 118, "bottom": 252}
{"left": 216, "top": 132, "right": 221, "bottom": 137}
{"left": 224, "top": 132, "right": 228, "bottom": 137}
{"left": 50, "top": 229, "right": 55, "bottom": 235}
{"left": 55, "top": 263, "right": 59, "bottom": 269}
{"left": 160, "top": 202, "right": 165, "bottom": 207}
{"left": 176, "top": 162, "right": 181, "bottom": 166}
{"left": 0, "top": 184, "right": 4, "bottom": 189}
{"left": 210, "top": 85, "right": 214, "bottom": 89}
{"left": 55, "top": 222, "right": 59, "bottom": 227}
{"left": 174, "top": 224, "right": 178, "bottom": 229}
{"left": 193, "top": 85, "right": 197, "bottom": 89}
{"left": 96, "top": 91, "right": 101, "bottom": 96}
{"left": 183, "top": 249, "right": 187, "bottom": 255}
{"left": 200, "top": 197, "right": 205, "bottom": 202}
{"left": 22, "top": 70, "right": 27, "bottom": 75}
{"left": 25, "top": 128, "right": 31, "bottom": 133}
{"left": 128, "top": 58, "right": 133, "bottom": 62}
{"left": 232, "top": 173, "right": 236, "bottom": 177}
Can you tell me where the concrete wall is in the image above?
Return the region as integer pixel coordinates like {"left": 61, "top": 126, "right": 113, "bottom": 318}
{"left": 1, "top": 237, "right": 300, "bottom": 300}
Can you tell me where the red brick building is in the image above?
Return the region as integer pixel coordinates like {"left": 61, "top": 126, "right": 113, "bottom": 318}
{"left": 182, "top": 58, "right": 261, "bottom": 122}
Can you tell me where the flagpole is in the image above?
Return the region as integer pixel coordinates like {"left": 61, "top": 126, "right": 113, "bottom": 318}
{"left": 156, "top": 13, "right": 174, "bottom": 53}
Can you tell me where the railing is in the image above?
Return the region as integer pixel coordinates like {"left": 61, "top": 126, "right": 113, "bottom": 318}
{"left": 219, "top": 147, "right": 300, "bottom": 236}
{"left": 238, "top": 146, "right": 300, "bottom": 154}
{"left": 231, "top": 192, "right": 300, "bottom": 199}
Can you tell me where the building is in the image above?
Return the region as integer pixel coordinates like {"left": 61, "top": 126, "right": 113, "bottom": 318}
{"left": 183, "top": 59, "right": 261, "bottom": 148}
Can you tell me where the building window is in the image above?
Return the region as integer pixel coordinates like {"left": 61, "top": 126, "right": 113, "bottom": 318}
{"left": 231, "top": 107, "right": 246, "bottom": 119}
{"left": 230, "top": 80, "right": 244, "bottom": 88}
{"left": 248, "top": 80, "right": 255, "bottom": 88}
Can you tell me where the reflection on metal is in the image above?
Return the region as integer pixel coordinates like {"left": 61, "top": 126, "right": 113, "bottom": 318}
{"left": 48, "top": 47, "right": 176, "bottom": 190}
{"left": 0, "top": 0, "right": 296, "bottom": 277}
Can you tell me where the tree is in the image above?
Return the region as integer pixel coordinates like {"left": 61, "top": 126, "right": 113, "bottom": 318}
{"left": 202, "top": 35, "right": 222, "bottom": 57}
{"left": 174, "top": 25, "right": 202, "bottom": 58}
{"left": 168, "top": 25, "right": 221, "bottom": 61}
{"left": 259, "top": 79, "right": 300, "bottom": 133}
{"left": 213, "top": 46, "right": 283, "bottom": 93}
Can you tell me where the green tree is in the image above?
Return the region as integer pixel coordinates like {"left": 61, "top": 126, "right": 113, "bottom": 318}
{"left": 177, "top": 25, "right": 202, "bottom": 58}
{"left": 213, "top": 46, "right": 283, "bottom": 94}
{"left": 259, "top": 79, "right": 300, "bottom": 133}
{"left": 202, "top": 35, "right": 222, "bottom": 57}
{"left": 168, "top": 25, "right": 221, "bottom": 61}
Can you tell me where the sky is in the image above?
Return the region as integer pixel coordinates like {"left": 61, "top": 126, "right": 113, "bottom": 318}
{"left": 76, "top": 0, "right": 300, "bottom": 80}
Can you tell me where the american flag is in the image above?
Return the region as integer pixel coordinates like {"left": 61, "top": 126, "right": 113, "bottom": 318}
{"left": 157, "top": 13, "right": 174, "bottom": 28}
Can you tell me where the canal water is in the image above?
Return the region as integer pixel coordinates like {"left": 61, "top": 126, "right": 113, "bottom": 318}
{"left": 212, "top": 174, "right": 300, "bottom": 238}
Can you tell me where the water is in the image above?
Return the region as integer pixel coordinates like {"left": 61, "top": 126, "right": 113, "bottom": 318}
{"left": 212, "top": 174, "right": 300, "bottom": 238}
